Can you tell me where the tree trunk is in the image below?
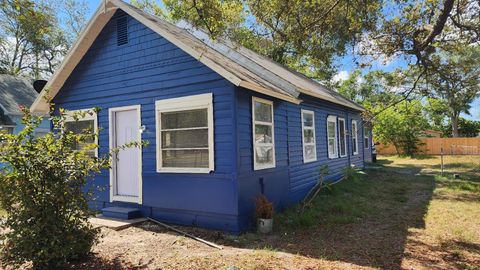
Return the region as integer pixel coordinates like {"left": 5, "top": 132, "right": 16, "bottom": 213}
{"left": 451, "top": 114, "right": 460, "bottom": 137}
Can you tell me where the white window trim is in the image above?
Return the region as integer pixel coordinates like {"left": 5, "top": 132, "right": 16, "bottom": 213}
{"left": 338, "top": 117, "right": 347, "bottom": 158}
{"left": 252, "top": 97, "right": 275, "bottom": 170}
{"left": 64, "top": 108, "right": 99, "bottom": 157}
{"left": 327, "top": 115, "right": 339, "bottom": 159}
{"left": 364, "top": 126, "right": 370, "bottom": 149}
{"left": 108, "top": 105, "right": 143, "bottom": 204}
{"left": 352, "top": 120, "right": 359, "bottom": 155}
{"left": 155, "top": 93, "right": 214, "bottom": 173}
{"left": 301, "top": 109, "right": 317, "bottom": 163}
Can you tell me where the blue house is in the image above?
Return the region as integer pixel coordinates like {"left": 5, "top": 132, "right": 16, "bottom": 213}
{"left": 31, "top": 0, "right": 372, "bottom": 233}
{"left": 0, "top": 74, "right": 50, "bottom": 136}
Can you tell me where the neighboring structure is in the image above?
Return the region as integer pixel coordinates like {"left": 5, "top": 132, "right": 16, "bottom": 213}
{"left": 31, "top": 0, "right": 372, "bottom": 233}
{"left": 0, "top": 74, "right": 50, "bottom": 136}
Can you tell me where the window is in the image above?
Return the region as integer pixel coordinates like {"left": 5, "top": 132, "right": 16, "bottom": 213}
{"left": 301, "top": 109, "right": 316, "bottom": 162}
{"left": 156, "top": 93, "right": 214, "bottom": 173}
{"left": 327, "top": 115, "right": 338, "bottom": 159}
{"left": 64, "top": 109, "right": 98, "bottom": 157}
{"left": 0, "top": 126, "right": 13, "bottom": 134}
{"left": 252, "top": 97, "right": 275, "bottom": 170}
{"left": 35, "top": 128, "right": 50, "bottom": 138}
{"left": 338, "top": 118, "right": 347, "bottom": 157}
{"left": 364, "top": 125, "right": 370, "bottom": 149}
{"left": 352, "top": 120, "right": 358, "bottom": 155}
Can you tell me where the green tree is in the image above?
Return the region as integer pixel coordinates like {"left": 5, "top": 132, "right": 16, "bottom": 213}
{"left": 0, "top": 103, "right": 143, "bottom": 269}
{"left": 374, "top": 100, "right": 429, "bottom": 156}
{"left": 160, "top": 0, "right": 382, "bottom": 80}
{"left": 0, "top": 0, "right": 88, "bottom": 78}
{"left": 440, "top": 118, "right": 480, "bottom": 137}
{"left": 424, "top": 97, "right": 449, "bottom": 131}
{"left": 422, "top": 45, "right": 480, "bottom": 137}
{"left": 138, "top": 0, "right": 479, "bottom": 82}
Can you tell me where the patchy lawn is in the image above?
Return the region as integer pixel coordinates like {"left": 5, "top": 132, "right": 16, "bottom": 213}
{"left": 4, "top": 155, "right": 480, "bottom": 269}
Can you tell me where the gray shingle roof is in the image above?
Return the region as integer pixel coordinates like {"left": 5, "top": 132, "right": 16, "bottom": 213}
{"left": 0, "top": 74, "right": 37, "bottom": 115}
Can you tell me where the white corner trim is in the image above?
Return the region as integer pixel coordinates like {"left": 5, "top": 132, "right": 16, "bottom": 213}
{"left": 109, "top": 105, "right": 142, "bottom": 204}
{"left": 301, "top": 109, "right": 317, "bottom": 163}
{"left": 155, "top": 93, "right": 214, "bottom": 173}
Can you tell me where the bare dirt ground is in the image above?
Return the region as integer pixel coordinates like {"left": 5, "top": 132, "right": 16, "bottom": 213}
{"left": 3, "top": 155, "right": 480, "bottom": 270}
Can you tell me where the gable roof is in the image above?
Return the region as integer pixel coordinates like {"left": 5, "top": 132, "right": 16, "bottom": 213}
{"left": 0, "top": 74, "right": 37, "bottom": 115}
{"left": 30, "top": 0, "right": 365, "bottom": 113}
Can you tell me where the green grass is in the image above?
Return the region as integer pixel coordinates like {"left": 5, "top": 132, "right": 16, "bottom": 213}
{"left": 276, "top": 168, "right": 416, "bottom": 230}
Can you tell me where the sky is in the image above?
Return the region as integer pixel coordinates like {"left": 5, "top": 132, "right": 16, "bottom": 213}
{"left": 83, "top": 0, "right": 479, "bottom": 121}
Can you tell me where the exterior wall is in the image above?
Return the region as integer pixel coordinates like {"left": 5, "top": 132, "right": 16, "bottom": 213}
{"left": 11, "top": 115, "right": 50, "bottom": 135}
{"left": 235, "top": 90, "right": 367, "bottom": 231}
{"left": 53, "top": 11, "right": 240, "bottom": 233}
{"left": 49, "top": 10, "right": 367, "bottom": 233}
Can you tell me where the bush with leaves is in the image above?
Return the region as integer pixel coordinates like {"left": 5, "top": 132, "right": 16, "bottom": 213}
{"left": 373, "top": 100, "right": 429, "bottom": 156}
{"left": 0, "top": 105, "right": 143, "bottom": 269}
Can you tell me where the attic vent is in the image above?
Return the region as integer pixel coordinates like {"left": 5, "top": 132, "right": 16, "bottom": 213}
{"left": 116, "top": 16, "right": 128, "bottom": 46}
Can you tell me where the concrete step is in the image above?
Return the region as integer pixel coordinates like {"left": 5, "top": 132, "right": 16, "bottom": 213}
{"left": 101, "top": 206, "right": 142, "bottom": 220}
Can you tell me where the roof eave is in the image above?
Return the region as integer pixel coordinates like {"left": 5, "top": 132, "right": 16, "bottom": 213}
{"left": 30, "top": 2, "right": 118, "bottom": 113}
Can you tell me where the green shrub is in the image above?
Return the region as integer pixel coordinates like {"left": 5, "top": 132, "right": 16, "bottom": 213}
{"left": 0, "top": 105, "right": 143, "bottom": 269}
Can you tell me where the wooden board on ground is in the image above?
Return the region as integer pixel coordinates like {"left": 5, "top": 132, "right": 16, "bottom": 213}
{"left": 89, "top": 215, "right": 147, "bottom": 230}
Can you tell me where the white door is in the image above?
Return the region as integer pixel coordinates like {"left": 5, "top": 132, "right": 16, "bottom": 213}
{"left": 110, "top": 106, "right": 142, "bottom": 203}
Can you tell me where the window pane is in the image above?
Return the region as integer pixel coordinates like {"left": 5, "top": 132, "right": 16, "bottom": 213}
{"left": 162, "top": 129, "right": 208, "bottom": 148}
{"left": 328, "top": 138, "right": 336, "bottom": 155}
{"left": 161, "top": 109, "right": 207, "bottom": 129}
{"left": 0, "top": 127, "right": 13, "bottom": 134}
{"left": 303, "top": 129, "right": 314, "bottom": 143}
{"left": 304, "top": 145, "right": 316, "bottom": 160}
{"left": 303, "top": 113, "right": 313, "bottom": 127}
{"left": 162, "top": 149, "right": 209, "bottom": 168}
{"left": 327, "top": 121, "right": 336, "bottom": 138}
{"left": 353, "top": 138, "right": 357, "bottom": 153}
{"left": 364, "top": 127, "right": 369, "bottom": 148}
{"left": 65, "top": 120, "right": 95, "bottom": 152}
{"left": 255, "top": 145, "right": 274, "bottom": 165}
{"left": 254, "top": 124, "right": 272, "bottom": 143}
{"left": 339, "top": 121, "right": 346, "bottom": 156}
{"left": 254, "top": 101, "right": 272, "bottom": 122}
{"left": 65, "top": 120, "right": 94, "bottom": 136}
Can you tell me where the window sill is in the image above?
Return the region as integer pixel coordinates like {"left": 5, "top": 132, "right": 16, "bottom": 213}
{"left": 253, "top": 164, "right": 276, "bottom": 171}
{"left": 156, "top": 168, "right": 213, "bottom": 174}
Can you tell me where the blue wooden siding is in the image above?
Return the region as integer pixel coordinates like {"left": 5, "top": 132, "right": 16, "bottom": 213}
{"left": 235, "top": 89, "right": 367, "bottom": 231}
{"left": 53, "top": 11, "right": 240, "bottom": 233}
{"left": 52, "top": 10, "right": 367, "bottom": 233}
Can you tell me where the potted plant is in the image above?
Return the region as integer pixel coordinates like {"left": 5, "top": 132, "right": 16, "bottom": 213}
{"left": 255, "top": 195, "right": 274, "bottom": 234}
